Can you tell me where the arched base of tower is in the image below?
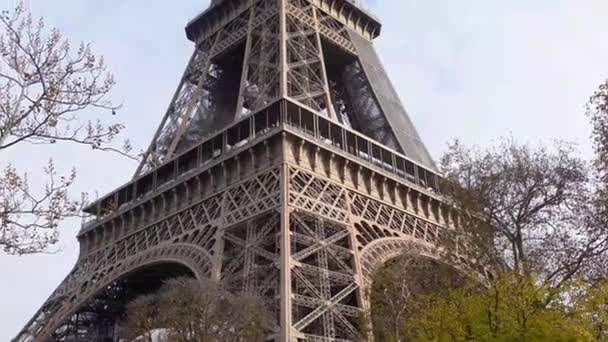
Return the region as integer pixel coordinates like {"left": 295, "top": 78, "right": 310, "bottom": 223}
{"left": 48, "top": 262, "right": 195, "bottom": 342}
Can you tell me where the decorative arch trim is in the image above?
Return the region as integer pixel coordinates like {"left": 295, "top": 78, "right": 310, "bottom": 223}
{"left": 36, "top": 243, "right": 214, "bottom": 342}
{"left": 359, "top": 237, "right": 438, "bottom": 282}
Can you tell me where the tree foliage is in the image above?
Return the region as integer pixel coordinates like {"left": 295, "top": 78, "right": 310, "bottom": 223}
{"left": 586, "top": 79, "right": 608, "bottom": 281}
{"left": 0, "top": 3, "right": 132, "bottom": 254}
{"left": 370, "top": 79, "right": 608, "bottom": 341}
{"left": 408, "top": 272, "right": 606, "bottom": 342}
{"left": 575, "top": 279, "right": 608, "bottom": 341}
{"left": 440, "top": 139, "right": 608, "bottom": 289}
{"left": 123, "top": 277, "right": 274, "bottom": 342}
{"left": 587, "top": 79, "right": 608, "bottom": 181}
{"left": 371, "top": 266, "right": 608, "bottom": 342}
{"left": 369, "top": 256, "right": 464, "bottom": 342}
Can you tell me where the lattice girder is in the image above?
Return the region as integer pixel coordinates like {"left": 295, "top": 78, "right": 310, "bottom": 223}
{"left": 18, "top": 0, "right": 460, "bottom": 340}
{"left": 15, "top": 166, "right": 283, "bottom": 342}
{"left": 16, "top": 105, "right": 462, "bottom": 341}
{"left": 136, "top": 0, "right": 436, "bottom": 176}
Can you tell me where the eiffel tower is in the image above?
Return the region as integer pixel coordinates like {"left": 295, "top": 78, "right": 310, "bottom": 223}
{"left": 15, "top": 0, "right": 460, "bottom": 341}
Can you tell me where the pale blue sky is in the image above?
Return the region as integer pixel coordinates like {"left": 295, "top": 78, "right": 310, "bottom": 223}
{"left": 1, "top": 0, "right": 607, "bottom": 339}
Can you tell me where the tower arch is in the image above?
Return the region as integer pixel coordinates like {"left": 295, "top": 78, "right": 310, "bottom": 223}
{"left": 359, "top": 237, "right": 438, "bottom": 283}
{"left": 20, "top": 243, "right": 214, "bottom": 342}
{"left": 363, "top": 238, "right": 463, "bottom": 341}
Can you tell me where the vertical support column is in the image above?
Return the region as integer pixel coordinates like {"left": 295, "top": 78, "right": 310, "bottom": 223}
{"left": 211, "top": 228, "right": 225, "bottom": 282}
{"left": 279, "top": 0, "right": 289, "bottom": 99}
{"left": 212, "top": 187, "right": 226, "bottom": 282}
{"left": 134, "top": 51, "right": 197, "bottom": 177}
{"left": 312, "top": 7, "right": 337, "bottom": 120}
{"left": 279, "top": 161, "right": 293, "bottom": 341}
{"left": 345, "top": 188, "right": 369, "bottom": 338}
{"left": 234, "top": 6, "right": 256, "bottom": 119}
{"left": 165, "top": 32, "right": 222, "bottom": 157}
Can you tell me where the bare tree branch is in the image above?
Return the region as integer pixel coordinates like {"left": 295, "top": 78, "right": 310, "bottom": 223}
{"left": 123, "top": 277, "right": 274, "bottom": 342}
{"left": 439, "top": 138, "right": 608, "bottom": 291}
{"left": 0, "top": 3, "right": 136, "bottom": 254}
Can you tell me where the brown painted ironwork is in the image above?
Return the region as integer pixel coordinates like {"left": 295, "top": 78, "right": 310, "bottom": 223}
{"left": 15, "top": 1, "right": 457, "bottom": 341}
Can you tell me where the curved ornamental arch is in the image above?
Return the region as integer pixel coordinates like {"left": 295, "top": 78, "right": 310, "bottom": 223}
{"left": 16, "top": 243, "right": 214, "bottom": 342}
{"left": 359, "top": 237, "right": 438, "bottom": 283}
{"left": 366, "top": 247, "right": 464, "bottom": 341}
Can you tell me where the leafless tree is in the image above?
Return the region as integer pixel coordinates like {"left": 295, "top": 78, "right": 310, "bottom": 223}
{"left": 587, "top": 79, "right": 608, "bottom": 181}
{"left": 124, "top": 277, "right": 274, "bottom": 342}
{"left": 0, "top": 3, "right": 133, "bottom": 254}
{"left": 586, "top": 78, "right": 608, "bottom": 281}
{"left": 439, "top": 139, "right": 608, "bottom": 294}
{"left": 123, "top": 294, "right": 160, "bottom": 342}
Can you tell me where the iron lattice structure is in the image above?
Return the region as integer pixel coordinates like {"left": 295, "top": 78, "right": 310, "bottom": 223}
{"left": 15, "top": 0, "right": 463, "bottom": 341}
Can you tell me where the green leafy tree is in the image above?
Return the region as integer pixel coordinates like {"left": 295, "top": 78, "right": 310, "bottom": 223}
{"left": 574, "top": 280, "right": 608, "bottom": 341}
{"left": 409, "top": 272, "right": 593, "bottom": 342}
{"left": 370, "top": 80, "right": 608, "bottom": 341}
{"left": 369, "top": 256, "right": 464, "bottom": 341}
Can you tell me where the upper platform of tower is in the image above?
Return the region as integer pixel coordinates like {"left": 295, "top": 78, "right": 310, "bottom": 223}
{"left": 132, "top": 0, "right": 436, "bottom": 180}
{"left": 186, "top": 0, "right": 382, "bottom": 43}
{"left": 79, "top": 0, "right": 441, "bottom": 224}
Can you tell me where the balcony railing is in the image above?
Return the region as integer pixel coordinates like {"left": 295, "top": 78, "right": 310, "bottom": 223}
{"left": 81, "top": 99, "right": 441, "bottom": 233}
{"left": 282, "top": 99, "right": 440, "bottom": 193}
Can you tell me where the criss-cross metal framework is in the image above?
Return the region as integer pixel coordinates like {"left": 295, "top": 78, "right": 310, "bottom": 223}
{"left": 135, "top": 0, "right": 435, "bottom": 176}
{"left": 15, "top": 1, "right": 461, "bottom": 341}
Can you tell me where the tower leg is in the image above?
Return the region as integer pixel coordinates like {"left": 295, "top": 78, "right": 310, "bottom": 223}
{"left": 280, "top": 164, "right": 294, "bottom": 341}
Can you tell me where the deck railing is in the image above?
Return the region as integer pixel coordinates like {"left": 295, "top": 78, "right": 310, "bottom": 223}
{"left": 81, "top": 99, "right": 441, "bottom": 232}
